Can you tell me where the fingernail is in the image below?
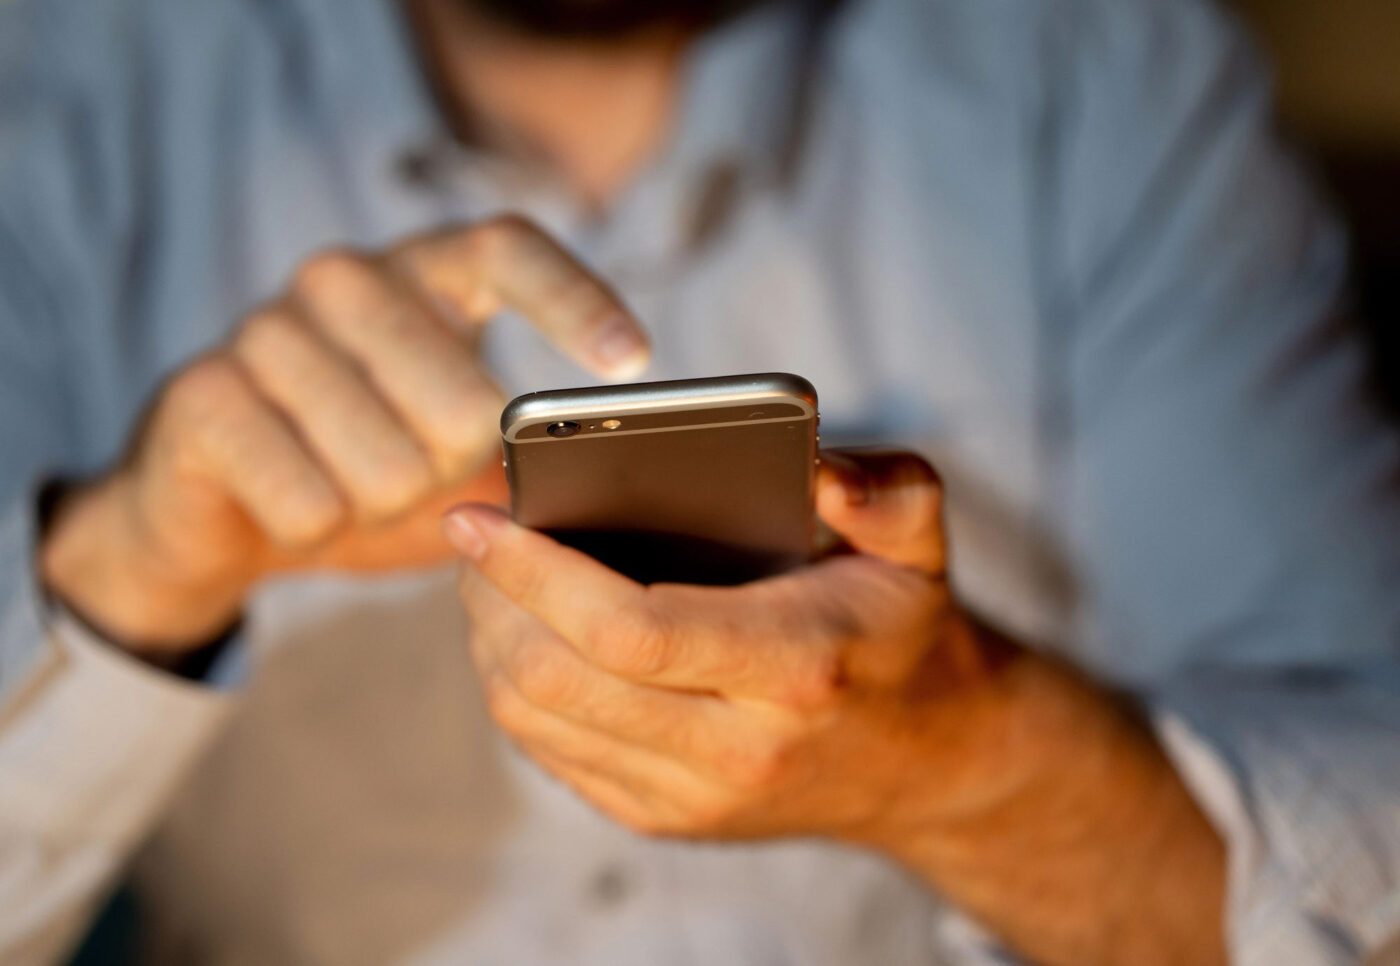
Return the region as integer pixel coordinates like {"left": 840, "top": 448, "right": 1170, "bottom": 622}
{"left": 442, "top": 509, "right": 489, "bottom": 561}
{"left": 590, "top": 314, "right": 649, "bottom": 379}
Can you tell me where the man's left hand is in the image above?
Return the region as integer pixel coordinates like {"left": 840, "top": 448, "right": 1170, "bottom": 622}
{"left": 446, "top": 448, "right": 1228, "bottom": 965}
{"left": 444, "top": 450, "right": 1011, "bottom": 843}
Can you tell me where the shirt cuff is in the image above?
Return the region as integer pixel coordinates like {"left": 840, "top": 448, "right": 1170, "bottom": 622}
{"left": 0, "top": 489, "right": 52, "bottom": 695}
{"left": 2, "top": 608, "right": 235, "bottom": 843}
{"left": 1151, "top": 674, "right": 1400, "bottom": 965}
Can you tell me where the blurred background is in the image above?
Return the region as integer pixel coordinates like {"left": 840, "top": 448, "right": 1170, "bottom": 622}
{"left": 1228, "top": 0, "right": 1400, "bottom": 413}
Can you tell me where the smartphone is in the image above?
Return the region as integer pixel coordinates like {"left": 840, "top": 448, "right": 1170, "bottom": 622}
{"left": 501, "top": 373, "right": 819, "bottom": 585}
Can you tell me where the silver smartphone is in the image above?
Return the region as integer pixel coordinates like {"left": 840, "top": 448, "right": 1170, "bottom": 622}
{"left": 500, "top": 372, "right": 819, "bottom": 585}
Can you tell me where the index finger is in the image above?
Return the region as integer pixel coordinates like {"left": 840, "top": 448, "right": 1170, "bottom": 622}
{"left": 391, "top": 215, "right": 650, "bottom": 380}
{"left": 443, "top": 505, "right": 851, "bottom": 706}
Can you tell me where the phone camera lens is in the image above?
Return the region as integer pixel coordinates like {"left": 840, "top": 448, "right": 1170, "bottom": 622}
{"left": 547, "top": 421, "right": 581, "bottom": 438}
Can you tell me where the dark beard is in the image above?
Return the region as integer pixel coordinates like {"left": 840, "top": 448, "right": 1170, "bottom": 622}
{"left": 461, "top": 0, "right": 772, "bottom": 40}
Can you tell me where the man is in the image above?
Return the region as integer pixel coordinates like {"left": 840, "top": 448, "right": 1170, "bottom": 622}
{"left": 1, "top": 0, "right": 1397, "bottom": 962}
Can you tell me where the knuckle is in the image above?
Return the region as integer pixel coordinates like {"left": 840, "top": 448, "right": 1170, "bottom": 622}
{"left": 782, "top": 648, "right": 848, "bottom": 712}
{"left": 165, "top": 355, "right": 244, "bottom": 417}
{"left": 358, "top": 456, "right": 435, "bottom": 520}
{"left": 164, "top": 356, "right": 350, "bottom": 550}
{"left": 719, "top": 736, "right": 789, "bottom": 790}
{"left": 246, "top": 463, "right": 346, "bottom": 550}
{"left": 509, "top": 644, "right": 579, "bottom": 708}
{"left": 291, "top": 248, "right": 373, "bottom": 303}
{"left": 505, "top": 553, "right": 553, "bottom": 610}
{"left": 160, "top": 357, "right": 249, "bottom": 475}
{"left": 483, "top": 675, "right": 533, "bottom": 734}
{"left": 805, "top": 592, "right": 866, "bottom": 649}
{"left": 537, "top": 271, "right": 603, "bottom": 319}
{"left": 470, "top": 213, "right": 540, "bottom": 263}
{"left": 431, "top": 387, "right": 508, "bottom": 474}
{"left": 587, "top": 603, "right": 674, "bottom": 678}
{"left": 232, "top": 307, "right": 298, "bottom": 364}
{"left": 442, "top": 379, "right": 506, "bottom": 425}
{"left": 266, "top": 488, "right": 345, "bottom": 550}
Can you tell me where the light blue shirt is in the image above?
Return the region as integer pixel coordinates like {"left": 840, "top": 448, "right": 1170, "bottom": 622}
{"left": 1, "top": 0, "right": 1398, "bottom": 962}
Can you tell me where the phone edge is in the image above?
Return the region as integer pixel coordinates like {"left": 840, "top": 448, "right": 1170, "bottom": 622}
{"left": 499, "top": 372, "right": 817, "bottom": 442}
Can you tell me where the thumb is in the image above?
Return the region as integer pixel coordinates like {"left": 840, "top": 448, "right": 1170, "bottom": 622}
{"left": 816, "top": 449, "right": 947, "bottom": 577}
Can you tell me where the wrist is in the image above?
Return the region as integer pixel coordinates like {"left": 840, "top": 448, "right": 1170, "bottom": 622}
{"left": 861, "top": 639, "right": 1227, "bottom": 965}
{"left": 39, "top": 476, "right": 247, "bottom": 655}
{"left": 846, "top": 620, "right": 1042, "bottom": 848}
{"left": 859, "top": 637, "right": 1173, "bottom": 878}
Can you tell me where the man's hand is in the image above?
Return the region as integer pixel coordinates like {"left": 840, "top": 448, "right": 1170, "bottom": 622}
{"left": 41, "top": 215, "right": 649, "bottom": 654}
{"left": 448, "top": 451, "right": 1004, "bottom": 839}
{"left": 448, "top": 450, "right": 1227, "bottom": 966}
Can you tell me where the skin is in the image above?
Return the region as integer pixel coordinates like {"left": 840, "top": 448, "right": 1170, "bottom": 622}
{"left": 41, "top": 217, "right": 650, "bottom": 653}
{"left": 407, "top": 0, "right": 692, "bottom": 206}
{"left": 43, "top": 0, "right": 687, "bottom": 651}
{"left": 40, "top": 2, "right": 1229, "bottom": 961}
{"left": 447, "top": 453, "right": 1228, "bottom": 966}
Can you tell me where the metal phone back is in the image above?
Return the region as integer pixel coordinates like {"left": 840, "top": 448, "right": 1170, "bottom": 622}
{"left": 501, "top": 373, "right": 818, "bottom": 584}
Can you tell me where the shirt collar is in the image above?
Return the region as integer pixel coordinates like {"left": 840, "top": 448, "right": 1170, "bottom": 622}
{"left": 662, "top": 1, "right": 819, "bottom": 200}
{"left": 336, "top": 0, "right": 825, "bottom": 240}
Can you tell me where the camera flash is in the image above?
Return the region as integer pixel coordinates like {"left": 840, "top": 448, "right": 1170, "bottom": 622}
{"left": 601, "top": 419, "right": 623, "bottom": 430}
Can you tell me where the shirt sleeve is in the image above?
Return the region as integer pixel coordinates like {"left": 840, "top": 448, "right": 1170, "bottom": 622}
{"left": 1044, "top": 1, "right": 1400, "bottom": 960}
{"left": 0, "top": 8, "right": 236, "bottom": 961}
{"left": 1154, "top": 671, "right": 1400, "bottom": 963}
{"left": 0, "top": 608, "right": 233, "bottom": 966}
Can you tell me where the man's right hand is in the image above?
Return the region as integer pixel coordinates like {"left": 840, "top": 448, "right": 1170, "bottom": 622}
{"left": 39, "top": 216, "right": 649, "bottom": 657}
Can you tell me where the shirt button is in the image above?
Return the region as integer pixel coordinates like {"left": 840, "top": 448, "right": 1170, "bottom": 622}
{"left": 587, "top": 863, "right": 631, "bottom": 909}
